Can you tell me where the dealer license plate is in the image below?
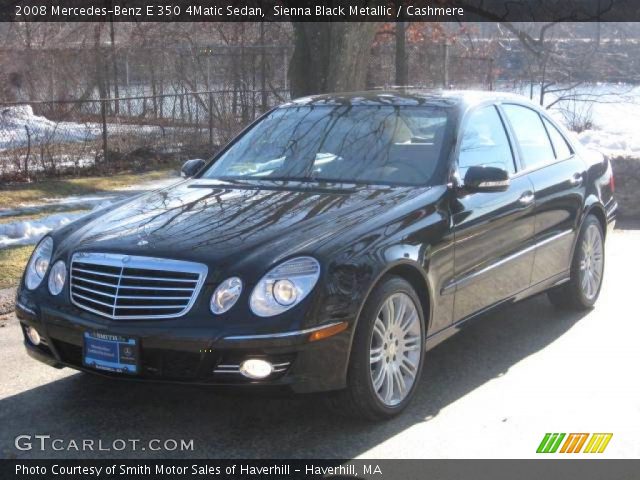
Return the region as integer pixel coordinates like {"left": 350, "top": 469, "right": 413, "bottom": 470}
{"left": 83, "top": 331, "right": 139, "bottom": 374}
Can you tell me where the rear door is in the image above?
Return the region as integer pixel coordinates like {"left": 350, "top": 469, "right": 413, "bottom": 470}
{"left": 500, "top": 104, "right": 586, "bottom": 285}
{"left": 450, "top": 104, "right": 537, "bottom": 321}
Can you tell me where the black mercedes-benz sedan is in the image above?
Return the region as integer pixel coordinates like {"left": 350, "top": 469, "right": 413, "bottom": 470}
{"left": 16, "top": 90, "right": 616, "bottom": 420}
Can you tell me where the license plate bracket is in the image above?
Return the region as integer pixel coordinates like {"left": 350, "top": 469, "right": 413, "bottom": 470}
{"left": 83, "top": 331, "right": 139, "bottom": 375}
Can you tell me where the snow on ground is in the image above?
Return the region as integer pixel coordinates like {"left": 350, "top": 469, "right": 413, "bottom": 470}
{"left": 0, "top": 105, "right": 97, "bottom": 150}
{"left": 0, "top": 211, "right": 91, "bottom": 248}
{"left": 577, "top": 129, "right": 640, "bottom": 157}
{"left": 0, "top": 176, "right": 181, "bottom": 248}
{"left": 504, "top": 83, "right": 640, "bottom": 158}
{"left": 0, "top": 104, "right": 171, "bottom": 152}
{"left": 573, "top": 92, "right": 640, "bottom": 157}
{"left": 570, "top": 85, "right": 640, "bottom": 157}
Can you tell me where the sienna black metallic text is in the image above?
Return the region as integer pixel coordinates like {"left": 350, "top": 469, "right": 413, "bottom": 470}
{"left": 16, "top": 90, "right": 617, "bottom": 419}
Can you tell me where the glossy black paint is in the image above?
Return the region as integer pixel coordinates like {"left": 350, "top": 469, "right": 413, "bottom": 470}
{"left": 462, "top": 166, "right": 510, "bottom": 193}
{"left": 180, "top": 158, "right": 206, "bottom": 178}
{"left": 17, "top": 90, "right": 617, "bottom": 393}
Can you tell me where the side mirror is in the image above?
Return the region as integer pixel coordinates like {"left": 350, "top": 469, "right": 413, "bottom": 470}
{"left": 181, "top": 158, "right": 206, "bottom": 178}
{"left": 463, "top": 166, "right": 510, "bottom": 193}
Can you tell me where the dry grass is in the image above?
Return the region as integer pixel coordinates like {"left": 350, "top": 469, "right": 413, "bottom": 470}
{"left": 0, "top": 168, "right": 178, "bottom": 210}
{"left": 0, "top": 245, "right": 33, "bottom": 289}
{"left": 0, "top": 208, "right": 90, "bottom": 225}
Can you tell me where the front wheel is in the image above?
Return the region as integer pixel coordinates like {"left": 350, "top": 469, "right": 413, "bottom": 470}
{"left": 328, "top": 276, "right": 426, "bottom": 421}
{"left": 548, "top": 215, "right": 605, "bottom": 310}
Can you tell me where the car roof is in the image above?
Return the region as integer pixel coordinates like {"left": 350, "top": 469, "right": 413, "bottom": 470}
{"left": 282, "top": 89, "right": 535, "bottom": 110}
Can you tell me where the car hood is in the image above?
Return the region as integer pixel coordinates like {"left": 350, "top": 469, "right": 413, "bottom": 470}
{"left": 60, "top": 178, "right": 435, "bottom": 267}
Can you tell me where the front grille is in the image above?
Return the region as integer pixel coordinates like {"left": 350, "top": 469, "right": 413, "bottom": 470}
{"left": 70, "top": 252, "right": 208, "bottom": 320}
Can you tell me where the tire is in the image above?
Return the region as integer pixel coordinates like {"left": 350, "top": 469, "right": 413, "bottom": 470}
{"left": 327, "top": 275, "right": 426, "bottom": 421}
{"left": 548, "top": 215, "right": 605, "bottom": 310}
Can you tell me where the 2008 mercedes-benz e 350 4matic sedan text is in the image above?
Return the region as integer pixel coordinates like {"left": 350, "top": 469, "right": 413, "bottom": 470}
{"left": 17, "top": 90, "right": 616, "bottom": 420}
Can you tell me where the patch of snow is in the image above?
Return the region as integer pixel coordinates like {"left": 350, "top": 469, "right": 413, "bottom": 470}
{"left": 577, "top": 129, "right": 640, "bottom": 157}
{"left": 569, "top": 85, "right": 640, "bottom": 157}
{"left": 502, "top": 83, "right": 640, "bottom": 158}
{"left": 0, "top": 105, "right": 99, "bottom": 151}
{"left": 0, "top": 104, "right": 173, "bottom": 155}
{"left": 0, "top": 211, "right": 89, "bottom": 248}
{"left": 0, "top": 176, "right": 182, "bottom": 248}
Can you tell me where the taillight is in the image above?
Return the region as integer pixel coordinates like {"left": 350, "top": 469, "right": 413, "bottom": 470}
{"left": 609, "top": 173, "right": 615, "bottom": 193}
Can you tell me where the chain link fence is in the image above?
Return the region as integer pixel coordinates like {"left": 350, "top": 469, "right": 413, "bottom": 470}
{"left": 368, "top": 42, "right": 495, "bottom": 90}
{"left": 0, "top": 39, "right": 495, "bottom": 183}
{"left": 0, "top": 89, "right": 288, "bottom": 181}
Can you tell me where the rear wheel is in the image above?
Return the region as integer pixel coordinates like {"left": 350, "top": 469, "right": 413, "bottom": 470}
{"left": 548, "top": 215, "right": 605, "bottom": 310}
{"left": 328, "top": 276, "right": 426, "bottom": 421}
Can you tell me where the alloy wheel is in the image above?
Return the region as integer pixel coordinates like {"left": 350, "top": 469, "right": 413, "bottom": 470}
{"left": 369, "top": 293, "right": 422, "bottom": 406}
{"left": 579, "top": 223, "right": 604, "bottom": 301}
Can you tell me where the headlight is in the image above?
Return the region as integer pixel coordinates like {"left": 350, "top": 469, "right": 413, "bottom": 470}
{"left": 250, "top": 256, "right": 320, "bottom": 317}
{"left": 48, "top": 260, "right": 67, "bottom": 296}
{"left": 24, "top": 236, "right": 53, "bottom": 290}
{"left": 273, "top": 279, "right": 297, "bottom": 306}
{"left": 210, "top": 277, "right": 242, "bottom": 314}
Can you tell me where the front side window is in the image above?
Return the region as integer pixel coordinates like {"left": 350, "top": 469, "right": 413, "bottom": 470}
{"left": 459, "top": 105, "right": 515, "bottom": 176}
{"left": 202, "top": 105, "right": 452, "bottom": 186}
{"left": 542, "top": 117, "right": 573, "bottom": 160}
{"left": 502, "top": 104, "right": 555, "bottom": 169}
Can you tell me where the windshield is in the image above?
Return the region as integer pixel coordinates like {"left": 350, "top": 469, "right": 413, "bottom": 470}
{"left": 202, "top": 105, "right": 452, "bottom": 186}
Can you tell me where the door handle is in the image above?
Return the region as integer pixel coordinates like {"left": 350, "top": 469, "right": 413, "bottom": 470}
{"left": 518, "top": 191, "right": 535, "bottom": 206}
{"left": 569, "top": 173, "right": 583, "bottom": 186}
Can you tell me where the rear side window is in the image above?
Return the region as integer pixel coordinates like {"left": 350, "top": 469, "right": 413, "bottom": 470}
{"left": 459, "top": 105, "right": 515, "bottom": 176}
{"left": 542, "top": 117, "right": 573, "bottom": 160}
{"left": 502, "top": 104, "right": 555, "bottom": 169}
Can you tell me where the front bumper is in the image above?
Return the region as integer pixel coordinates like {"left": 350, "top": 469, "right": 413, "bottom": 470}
{"left": 16, "top": 298, "right": 352, "bottom": 394}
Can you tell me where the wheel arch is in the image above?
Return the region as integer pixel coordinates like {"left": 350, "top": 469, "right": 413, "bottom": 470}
{"left": 570, "top": 202, "right": 607, "bottom": 268}
{"left": 384, "top": 263, "right": 432, "bottom": 331}
{"left": 585, "top": 204, "right": 608, "bottom": 239}
{"left": 353, "top": 260, "right": 433, "bottom": 336}
{"left": 579, "top": 194, "right": 607, "bottom": 237}
{"left": 339, "top": 260, "right": 432, "bottom": 388}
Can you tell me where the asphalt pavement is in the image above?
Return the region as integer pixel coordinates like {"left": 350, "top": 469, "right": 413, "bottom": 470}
{"left": 1, "top": 228, "right": 638, "bottom": 459}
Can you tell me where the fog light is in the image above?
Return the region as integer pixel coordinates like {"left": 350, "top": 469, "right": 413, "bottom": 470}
{"left": 25, "top": 326, "right": 41, "bottom": 346}
{"left": 239, "top": 359, "right": 273, "bottom": 379}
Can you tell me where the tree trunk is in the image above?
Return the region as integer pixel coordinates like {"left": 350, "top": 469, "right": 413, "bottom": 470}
{"left": 24, "top": 24, "right": 36, "bottom": 101}
{"left": 94, "top": 25, "right": 108, "bottom": 102}
{"left": 288, "top": 22, "right": 378, "bottom": 98}
{"left": 395, "top": 22, "right": 408, "bottom": 86}
{"left": 109, "top": 19, "right": 120, "bottom": 114}
{"left": 260, "top": 22, "right": 268, "bottom": 112}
